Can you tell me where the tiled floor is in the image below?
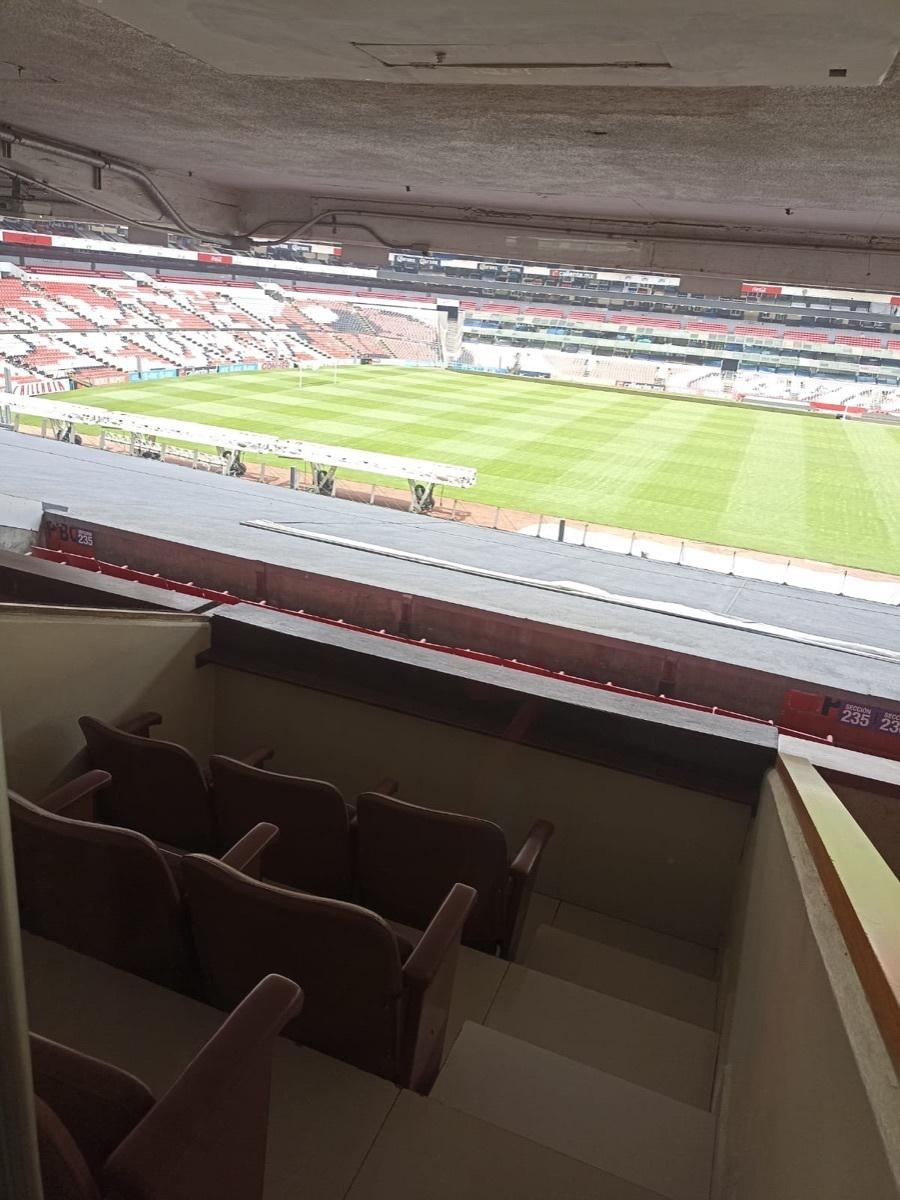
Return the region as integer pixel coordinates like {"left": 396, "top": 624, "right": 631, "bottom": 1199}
{"left": 514, "top": 890, "right": 561, "bottom": 961}
{"left": 347, "top": 1091, "right": 668, "bottom": 1200}
{"left": 445, "top": 944, "right": 509, "bottom": 1060}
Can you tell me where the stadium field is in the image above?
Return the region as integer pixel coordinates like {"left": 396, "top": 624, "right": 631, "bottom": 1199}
{"left": 82, "top": 365, "right": 900, "bottom": 575}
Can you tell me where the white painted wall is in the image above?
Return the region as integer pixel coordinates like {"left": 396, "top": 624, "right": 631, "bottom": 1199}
{"left": 713, "top": 770, "right": 900, "bottom": 1199}
{"left": 213, "top": 667, "right": 750, "bottom": 948}
{"left": 0, "top": 608, "right": 213, "bottom": 797}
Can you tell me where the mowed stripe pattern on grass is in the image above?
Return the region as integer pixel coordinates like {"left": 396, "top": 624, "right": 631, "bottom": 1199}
{"left": 86, "top": 366, "right": 900, "bottom": 574}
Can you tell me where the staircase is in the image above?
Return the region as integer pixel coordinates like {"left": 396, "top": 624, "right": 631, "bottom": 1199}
{"left": 346, "top": 897, "right": 720, "bottom": 1200}
{"left": 443, "top": 309, "right": 463, "bottom": 360}
{"left": 24, "top": 889, "right": 722, "bottom": 1200}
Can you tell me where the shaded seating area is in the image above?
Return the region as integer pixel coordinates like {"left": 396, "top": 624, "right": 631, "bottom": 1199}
{"left": 5, "top": 707, "right": 556, "bottom": 1099}
{"left": 209, "top": 755, "right": 354, "bottom": 898}
{"left": 79, "top": 712, "right": 273, "bottom": 852}
{"left": 11, "top": 750, "right": 492, "bottom": 1090}
{"left": 356, "top": 791, "right": 554, "bottom": 959}
{"left": 78, "top": 711, "right": 554, "bottom": 959}
{"left": 182, "top": 855, "right": 476, "bottom": 1091}
{"left": 10, "top": 773, "right": 276, "bottom": 992}
{"left": 32, "top": 973, "right": 301, "bottom": 1200}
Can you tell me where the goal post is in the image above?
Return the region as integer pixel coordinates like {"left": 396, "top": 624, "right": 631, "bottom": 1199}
{"left": 297, "top": 359, "right": 339, "bottom": 388}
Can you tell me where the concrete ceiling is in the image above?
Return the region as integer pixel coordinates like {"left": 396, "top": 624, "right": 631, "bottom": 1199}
{"left": 2, "top": 0, "right": 900, "bottom": 286}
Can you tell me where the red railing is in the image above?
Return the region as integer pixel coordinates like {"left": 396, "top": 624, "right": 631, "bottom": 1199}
{"left": 29, "top": 546, "right": 828, "bottom": 742}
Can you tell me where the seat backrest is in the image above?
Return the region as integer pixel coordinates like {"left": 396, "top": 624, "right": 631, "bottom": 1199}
{"left": 10, "top": 792, "right": 194, "bottom": 992}
{"left": 35, "top": 1095, "right": 102, "bottom": 1200}
{"left": 31, "top": 1033, "right": 154, "bottom": 1182}
{"left": 79, "top": 716, "right": 212, "bottom": 851}
{"left": 182, "top": 856, "right": 405, "bottom": 1079}
{"left": 355, "top": 791, "right": 509, "bottom": 945}
{"left": 209, "top": 756, "right": 352, "bottom": 896}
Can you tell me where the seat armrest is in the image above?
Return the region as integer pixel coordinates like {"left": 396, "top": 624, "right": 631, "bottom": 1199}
{"left": 120, "top": 711, "right": 162, "bottom": 737}
{"left": 504, "top": 819, "right": 555, "bottom": 961}
{"left": 40, "top": 770, "right": 112, "bottom": 820}
{"left": 220, "top": 822, "right": 279, "bottom": 878}
{"left": 240, "top": 746, "right": 274, "bottom": 769}
{"left": 399, "top": 882, "right": 477, "bottom": 1093}
{"left": 372, "top": 777, "right": 399, "bottom": 797}
{"left": 101, "top": 975, "right": 302, "bottom": 1200}
{"left": 403, "top": 882, "right": 477, "bottom": 992}
{"left": 509, "top": 819, "right": 555, "bottom": 882}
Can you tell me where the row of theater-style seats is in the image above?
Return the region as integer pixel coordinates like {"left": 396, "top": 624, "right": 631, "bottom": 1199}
{"left": 12, "top": 711, "right": 553, "bottom": 1098}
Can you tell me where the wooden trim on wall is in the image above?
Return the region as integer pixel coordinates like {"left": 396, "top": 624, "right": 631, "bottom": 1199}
{"left": 777, "top": 754, "right": 900, "bottom": 1074}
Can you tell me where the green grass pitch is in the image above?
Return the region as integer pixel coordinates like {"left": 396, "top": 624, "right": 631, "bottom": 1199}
{"left": 83, "top": 365, "right": 900, "bottom": 575}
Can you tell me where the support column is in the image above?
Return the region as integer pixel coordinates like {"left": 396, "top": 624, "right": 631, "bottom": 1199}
{"left": 408, "top": 480, "right": 436, "bottom": 514}
{"left": 0, "top": 724, "right": 45, "bottom": 1200}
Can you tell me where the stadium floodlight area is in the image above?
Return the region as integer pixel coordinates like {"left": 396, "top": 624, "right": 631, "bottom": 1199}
{"left": 0, "top": 393, "right": 476, "bottom": 513}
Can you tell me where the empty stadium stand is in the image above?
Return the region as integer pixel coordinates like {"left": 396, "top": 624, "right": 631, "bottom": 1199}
{"left": 456, "top": 295, "right": 900, "bottom": 398}
{"left": 0, "top": 268, "right": 443, "bottom": 390}
{"left": 3, "top": 255, "right": 900, "bottom": 409}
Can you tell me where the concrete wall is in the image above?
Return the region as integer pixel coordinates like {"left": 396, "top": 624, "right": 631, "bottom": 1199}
{"left": 68, "top": 519, "right": 897, "bottom": 726}
{"left": 0, "top": 607, "right": 213, "bottom": 797}
{"left": 213, "top": 667, "right": 750, "bottom": 948}
{"left": 713, "top": 770, "right": 900, "bottom": 1200}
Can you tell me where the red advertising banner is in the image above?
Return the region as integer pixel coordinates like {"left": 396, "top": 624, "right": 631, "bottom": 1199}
{"left": 1, "top": 231, "right": 53, "bottom": 246}
{"left": 198, "top": 252, "right": 233, "bottom": 264}
{"left": 741, "top": 283, "right": 782, "bottom": 296}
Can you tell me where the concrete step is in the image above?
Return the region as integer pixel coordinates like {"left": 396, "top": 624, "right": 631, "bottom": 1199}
{"left": 348, "top": 1090, "right": 668, "bottom": 1200}
{"left": 514, "top": 890, "right": 561, "bottom": 962}
{"left": 552, "top": 903, "right": 718, "bottom": 980}
{"left": 484, "top": 964, "right": 717, "bottom": 1107}
{"left": 525, "top": 925, "right": 717, "bottom": 1029}
{"left": 445, "top": 944, "right": 509, "bottom": 1060}
{"left": 432, "top": 1023, "right": 714, "bottom": 1200}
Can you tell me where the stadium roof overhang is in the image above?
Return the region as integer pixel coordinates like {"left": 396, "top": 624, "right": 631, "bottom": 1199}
{"left": 2, "top": 0, "right": 900, "bottom": 289}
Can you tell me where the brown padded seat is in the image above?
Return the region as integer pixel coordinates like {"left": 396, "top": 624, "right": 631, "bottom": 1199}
{"left": 11, "top": 775, "right": 278, "bottom": 994}
{"left": 31, "top": 1034, "right": 155, "bottom": 1183}
{"left": 10, "top": 783, "right": 194, "bottom": 993}
{"left": 80, "top": 715, "right": 213, "bottom": 852}
{"left": 32, "top": 974, "right": 302, "bottom": 1200}
{"left": 209, "top": 755, "right": 353, "bottom": 897}
{"left": 355, "top": 791, "right": 554, "bottom": 959}
{"left": 182, "top": 854, "right": 475, "bottom": 1091}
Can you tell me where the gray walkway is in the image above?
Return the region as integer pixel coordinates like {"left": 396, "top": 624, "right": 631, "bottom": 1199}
{"left": 1, "top": 431, "right": 898, "bottom": 699}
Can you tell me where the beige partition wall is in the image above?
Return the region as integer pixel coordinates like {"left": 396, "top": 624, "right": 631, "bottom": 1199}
{"left": 213, "top": 667, "right": 751, "bottom": 948}
{"left": 713, "top": 768, "right": 900, "bottom": 1200}
{"left": 0, "top": 606, "right": 213, "bottom": 797}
